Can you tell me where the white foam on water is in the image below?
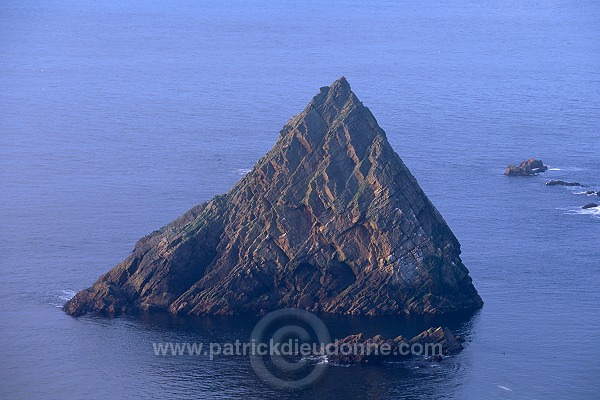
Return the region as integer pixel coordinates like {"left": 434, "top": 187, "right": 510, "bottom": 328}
{"left": 497, "top": 385, "right": 513, "bottom": 392}
{"left": 235, "top": 168, "right": 252, "bottom": 176}
{"left": 59, "top": 289, "right": 77, "bottom": 301}
{"left": 300, "top": 355, "right": 329, "bottom": 364}
{"left": 553, "top": 166, "right": 585, "bottom": 171}
{"left": 49, "top": 289, "right": 77, "bottom": 307}
{"left": 329, "top": 362, "right": 351, "bottom": 368}
{"left": 574, "top": 190, "right": 598, "bottom": 196}
{"left": 562, "top": 207, "right": 600, "bottom": 219}
{"left": 581, "top": 208, "right": 600, "bottom": 219}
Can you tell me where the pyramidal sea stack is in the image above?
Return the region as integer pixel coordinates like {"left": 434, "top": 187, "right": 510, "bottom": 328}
{"left": 64, "top": 77, "right": 483, "bottom": 317}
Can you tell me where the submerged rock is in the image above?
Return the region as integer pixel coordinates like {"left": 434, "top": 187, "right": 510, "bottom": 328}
{"left": 64, "top": 77, "right": 483, "bottom": 317}
{"left": 582, "top": 203, "right": 598, "bottom": 209}
{"left": 546, "top": 180, "right": 582, "bottom": 187}
{"left": 505, "top": 158, "right": 548, "bottom": 176}
{"left": 326, "top": 327, "right": 463, "bottom": 365}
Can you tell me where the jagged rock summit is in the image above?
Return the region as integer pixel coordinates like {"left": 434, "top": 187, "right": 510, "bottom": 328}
{"left": 65, "top": 77, "right": 483, "bottom": 317}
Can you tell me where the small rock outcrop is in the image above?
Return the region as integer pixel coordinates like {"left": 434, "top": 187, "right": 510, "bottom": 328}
{"left": 409, "top": 326, "right": 464, "bottom": 355}
{"left": 582, "top": 203, "right": 598, "bottom": 209}
{"left": 326, "top": 327, "right": 463, "bottom": 364}
{"left": 546, "top": 180, "right": 582, "bottom": 187}
{"left": 64, "top": 77, "right": 483, "bottom": 317}
{"left": 505, "top": 158, "right": 548, "bottom": 176}
{"left": 580, "top": 190, "right": 600, "bottom": 196}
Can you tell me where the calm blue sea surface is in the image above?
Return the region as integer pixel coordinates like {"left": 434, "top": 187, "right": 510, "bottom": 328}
{"left": 1, "top": 1, "right": 599, "bottom": 399}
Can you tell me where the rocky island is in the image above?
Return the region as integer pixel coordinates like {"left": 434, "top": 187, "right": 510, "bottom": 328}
{"left": 505, "top": 158, "right": 548, "bottom": 176}
{"left": 327, "top": 327, "right": 464, "bottom": 365}
{"left": 64, "top": 77, "right": 483, "bottom": 317}
{"left": 546, "top": 180, "right": 582, "bottom": 187}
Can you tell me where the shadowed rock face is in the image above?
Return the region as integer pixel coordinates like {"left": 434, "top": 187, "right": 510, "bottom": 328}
{"left": 64, "top": 77, "right": 483, "bottom": 317}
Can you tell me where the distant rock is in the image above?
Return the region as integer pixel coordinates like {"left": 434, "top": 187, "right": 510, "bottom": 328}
{"left": 546, "top": 180, "right": 582, "bottom": 187}
{"left": 326, "top": 327, "right": 463, "bottom": 365}
{"left": 582, "top": 203, "right": 598, "bottom": 209}
{"left": 64, "top": 77, "right": 483, "bottom": 317}
{"left": 505, "top": 158, "right": 548, "bottom": 176}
